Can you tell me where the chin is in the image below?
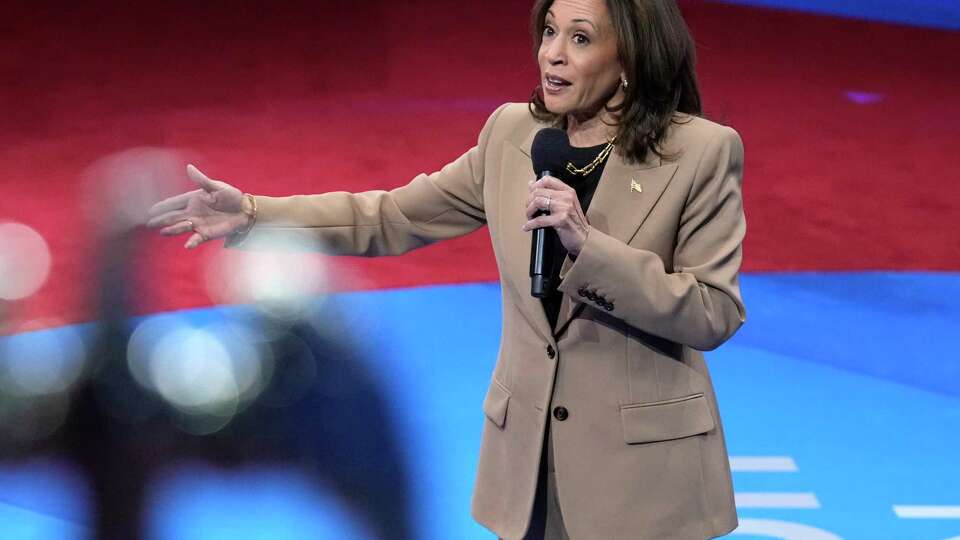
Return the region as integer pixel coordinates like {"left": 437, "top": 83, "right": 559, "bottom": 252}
{"left": 543, "top": 96, "right": 571, "bottom": 116}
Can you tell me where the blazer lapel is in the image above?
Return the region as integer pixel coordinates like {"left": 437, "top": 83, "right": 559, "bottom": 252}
{"left": 554, "top": 152, "right": 680, "bottom": 334}
{"left": 499, "top": 131, "right": 554, "bottom": 343}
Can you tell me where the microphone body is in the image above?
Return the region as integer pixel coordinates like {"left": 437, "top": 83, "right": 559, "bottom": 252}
{"left": 529, "top": 169, "right": 553, "bottom": 298}
{"left": 529, "top": 128, "right": 572, "bottom": 299}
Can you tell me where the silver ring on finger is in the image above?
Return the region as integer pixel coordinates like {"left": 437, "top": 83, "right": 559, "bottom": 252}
{"left": 546, "top": 195, "right": 552, "bottom": 213}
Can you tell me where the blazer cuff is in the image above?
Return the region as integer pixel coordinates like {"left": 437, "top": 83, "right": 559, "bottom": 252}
{"left": 557, "top": 226, "right": 628, "bottom": 312}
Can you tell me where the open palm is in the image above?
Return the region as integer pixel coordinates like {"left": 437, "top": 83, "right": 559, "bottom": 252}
{"left": 147, "top": 165, "right": 249, "bottom": 248}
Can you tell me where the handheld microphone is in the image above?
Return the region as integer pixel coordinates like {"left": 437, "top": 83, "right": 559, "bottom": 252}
{"left": 529, "top": 128, "right": 571, "bottom": 298}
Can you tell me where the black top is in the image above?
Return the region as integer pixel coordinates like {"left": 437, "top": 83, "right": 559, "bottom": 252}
{"left": 540, "top": 141, "right": 611, "bottom": 330}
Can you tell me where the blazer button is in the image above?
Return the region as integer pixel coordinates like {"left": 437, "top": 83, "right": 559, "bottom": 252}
{"left": 586, "top": 290, "right": 597, "bottom": 301}
{"left": 552, "top": 406, "right": 569, "bottom": 421}
{"left": 546, "top": 345, "right": 556, "bottom": 359}
{"left": 603, "top": 302, "right": 614, "bottom": 311}
{"left": 577, "top": 287, "right": 588, "bottom": 297}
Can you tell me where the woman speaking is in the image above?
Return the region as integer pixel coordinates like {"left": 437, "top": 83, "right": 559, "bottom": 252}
{"left": 148, "top": 0, "right": 746, "bottom": 538}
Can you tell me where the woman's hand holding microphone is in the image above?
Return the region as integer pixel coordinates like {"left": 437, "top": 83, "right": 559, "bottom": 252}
{"left": 146, "top": 165, "right": 254, "bottom": 249}
{"left": 523, "top": 176, "right": 589, "bottom": 257}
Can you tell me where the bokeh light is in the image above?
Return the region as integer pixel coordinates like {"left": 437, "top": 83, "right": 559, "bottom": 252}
{"left": 149, "top": 327, "right": 239, "bottom": 413}
{"left": 205, "top": 237, "right": 330, "bottom": 320}
{"left": 0, "top": 222, "right": 52, "bottom": 301}
{"left": 80, "top": 147, "right": 185, "bottom": 233}
{"left": 0, "top": 320, "right": 88, "bottom": 397}
{"left": 126, "top": 315, "right": 272, "bottom": 434}
{"left": 0, "top": 320, "right": 89, "bottom": 444}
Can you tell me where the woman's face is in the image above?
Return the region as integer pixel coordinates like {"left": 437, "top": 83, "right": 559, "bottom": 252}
{"left": 538, "top": 0, "right": 623, "bottom": 118}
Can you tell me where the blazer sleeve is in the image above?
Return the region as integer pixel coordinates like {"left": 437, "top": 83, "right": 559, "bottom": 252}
{"left": 557, "top": 127, "right": 747, "bottom": 351}
{"left": 227, "top": 103, "right": 509, "bottom": 255}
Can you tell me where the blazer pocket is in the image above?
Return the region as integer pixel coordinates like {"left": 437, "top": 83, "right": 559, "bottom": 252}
{"left": 620, "top": 393, "right": 715, "bottom": 444}
{"left": 482, "top": 379, "right": 511, "bottom": 429}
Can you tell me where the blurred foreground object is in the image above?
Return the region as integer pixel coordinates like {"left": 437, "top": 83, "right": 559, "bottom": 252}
{"left": 0, "top": 149, "right": 412, "bottom": 539}
{"left": 0, "top": 222, "right": 52, "bottom": 301}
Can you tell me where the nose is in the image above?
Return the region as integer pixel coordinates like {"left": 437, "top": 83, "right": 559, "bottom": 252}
{"left": 544, "top": 37, "right": 566, "bottom": 66}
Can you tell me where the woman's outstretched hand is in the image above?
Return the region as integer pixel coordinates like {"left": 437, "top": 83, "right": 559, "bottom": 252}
{"left": 146, "top": 164, "right": 250, "bottom": 249}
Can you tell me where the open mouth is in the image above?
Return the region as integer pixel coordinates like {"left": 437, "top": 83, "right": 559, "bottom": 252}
{"left": 544, "top": 74, "right": 572, "bottom": 92}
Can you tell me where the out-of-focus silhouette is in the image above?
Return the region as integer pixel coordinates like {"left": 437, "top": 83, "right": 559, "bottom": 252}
{"left": 0, "top": 150, "right": 412, "bottom": 540}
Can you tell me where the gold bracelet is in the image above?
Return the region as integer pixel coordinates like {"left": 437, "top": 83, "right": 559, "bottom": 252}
{"left": 237, "top": 193, "right": 257, "bottom": 235}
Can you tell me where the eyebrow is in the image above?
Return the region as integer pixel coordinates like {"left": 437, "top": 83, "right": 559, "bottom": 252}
{"left": 546, "top": 10, "right": 599, "bottom": 32}
{"left": 572, "top": 18, "right": 598, "bottom": 32}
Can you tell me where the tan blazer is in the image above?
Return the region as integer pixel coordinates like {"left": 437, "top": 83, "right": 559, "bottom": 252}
{"left": 234, "top": 103, "right": 746, "bottom": 539}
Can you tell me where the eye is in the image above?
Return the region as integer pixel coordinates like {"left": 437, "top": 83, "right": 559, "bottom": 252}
{"left": 573, "top": 33, "right": 590, "bottom": 45}
{"left": 543, "top": 24, "right": 556, "bottom": 38}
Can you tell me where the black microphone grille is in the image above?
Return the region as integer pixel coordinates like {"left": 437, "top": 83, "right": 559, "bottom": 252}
{"left": 531, "top": 128, "right": 570, "bottom": 176}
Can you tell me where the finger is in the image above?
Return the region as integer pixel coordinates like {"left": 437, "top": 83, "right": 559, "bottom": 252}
{"left": 525, "top": 201, "right": 540, "bottom": 219}
{"left": 529, "top": 195, "right": 578, "bottom": 217}
{"left": 523, "top": 191, "right": 540, "bottom": 209}
{"left": 529, "top": 175, "right": 558, "bottom": 191}
{"left": 522, "top": 215, "right": 558, "bottom": 231}
{"left": 185, "top": 232, "right": 206, "bottom": 249}
{"left": 534, "top": 176, "right": 574, "bottom": 192}
{"left": 539, "top": 194, "right": 553, "bottom": 212}
{"left": 160, "top": 220, "right": 194, "bottom": 236}
{"left": 524, "top": 195, "right": 552, "bottom": 218}
{"left": 146, "top": 210, "right": 187, "bottom": 229}
{"left": 187, "top": 164, "right": 219, "bottom": 192}
{"left": 148, "top": 189, "right": 202, "bottom": 217}
{"left": 524, "top": 188, "right": 563, "bottom": 208}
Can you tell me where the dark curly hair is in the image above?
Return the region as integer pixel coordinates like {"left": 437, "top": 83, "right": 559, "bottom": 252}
{"left": 529, "top": 0, "right": 702, "bottom": 165}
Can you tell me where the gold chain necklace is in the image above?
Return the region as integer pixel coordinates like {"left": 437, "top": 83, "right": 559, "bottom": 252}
{"left": 565, "top": 137, "right": 617, "bottom": 177}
